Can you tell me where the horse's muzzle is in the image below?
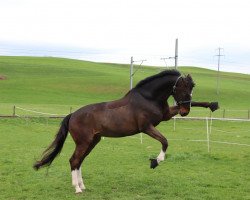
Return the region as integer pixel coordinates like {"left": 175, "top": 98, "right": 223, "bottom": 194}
{"left": 180, "top": 112, "right": 189, "bottom": 117}
{"left": 179, "top": 107, "right": 190, "bottom": 116}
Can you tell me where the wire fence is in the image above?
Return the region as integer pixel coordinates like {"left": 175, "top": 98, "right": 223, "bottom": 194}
{"left": 172, "top": 116, "right": 250, "bottom": 152}
{"left": 186, "top": 108, "right": 250, "bottom": 119}
{"left": 2, "top": 105, "right": 249, "bottom": 120}
{"left": 0, "top": 105, "right": 249, "bottom": 153}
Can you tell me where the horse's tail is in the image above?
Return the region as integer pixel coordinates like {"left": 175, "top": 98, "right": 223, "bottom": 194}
{"left": 33, "top": 114, "right": 72, "bottom": 170}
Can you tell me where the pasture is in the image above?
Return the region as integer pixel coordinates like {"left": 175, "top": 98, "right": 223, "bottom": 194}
{"left": 0, "top": 56, "right": 250, "bottom": 199}
{"left": 0, "top": 118, "right": 249, "bottom": 200}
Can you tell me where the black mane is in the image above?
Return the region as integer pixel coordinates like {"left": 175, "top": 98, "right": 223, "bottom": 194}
{"left": 135, "top": 70, "right": 181, "bottom": 88}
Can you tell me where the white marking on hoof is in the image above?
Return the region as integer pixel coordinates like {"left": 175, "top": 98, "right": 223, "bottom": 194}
{"left": 72, "top": 169, "right": 83, "bottom": 193}
{"left": 75, "top": 186, "right": 82, "bottom": 194}
{"left": 79, "top": 182, "right": 86, "bottom": 190}
{"left": 157, "top": 150, "right": 166, "bottom": 163}
{"left": 77, "top": 167, "right": 86, "bottom": 190}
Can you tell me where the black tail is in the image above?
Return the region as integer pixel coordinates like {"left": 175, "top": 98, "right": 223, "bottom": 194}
{"left": 33, "top": 114, "right": 72, "bottom": 170}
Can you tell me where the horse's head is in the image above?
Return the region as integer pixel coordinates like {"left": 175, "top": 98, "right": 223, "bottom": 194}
{"left": 172, "top": 74, "right": 195, "bottom": 116}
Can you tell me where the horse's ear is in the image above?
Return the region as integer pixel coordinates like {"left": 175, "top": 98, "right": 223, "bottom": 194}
{"left": 186, "top": 74, "right": 192, "bottom": 81}
{"left": 183, "top": 74, "right": 191, "bottom": 82}
{"left": 186, "top": 74, "right": 195, "bottom": 87}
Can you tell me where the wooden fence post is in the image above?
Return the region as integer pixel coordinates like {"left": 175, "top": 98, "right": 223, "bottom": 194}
{"left": 13, "top": 105, "right": 16, "bottom": 117}
{"left": 206, "top": 117, "right": 210, "bottom": 153}
{"left": 223, "top": 109, "right": 225, "bottom": 118}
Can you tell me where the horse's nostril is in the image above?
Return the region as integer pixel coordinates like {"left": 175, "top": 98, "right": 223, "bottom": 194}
{"left": 181, "top": 112, "right": 189, "bottom": 116}
{"left": 179, "top": 107, "right": 190, "bottom": 117}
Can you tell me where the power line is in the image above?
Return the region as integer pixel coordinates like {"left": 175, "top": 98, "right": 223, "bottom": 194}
{"left": 161, "top": 38, "right": 178, "bottom": 69}
{"left": 129, "top": 56, "right": 147, "bottom": 89}
{"left": 160, "top": 57, "right": 174, "bottom": 68}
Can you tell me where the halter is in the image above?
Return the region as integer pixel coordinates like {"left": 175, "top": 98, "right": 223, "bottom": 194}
{"left": 173, "top": 76, "right": 192, "bottom": 106}
{"left": 172, "top": 76, "right": 182, "bottom": 94}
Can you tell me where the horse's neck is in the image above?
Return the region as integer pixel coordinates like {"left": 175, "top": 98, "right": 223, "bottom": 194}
{"left": 139, "top": 76, "right": 175, "bottom": 103}
{"left": 107, "top": 95, "right": 130, "bottom": 109}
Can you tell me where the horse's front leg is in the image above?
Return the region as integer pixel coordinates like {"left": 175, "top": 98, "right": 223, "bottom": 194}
{"left": 163, "top": 105, "right": 180, "bottom": 121}
{"left": 191, "top": 101, "right": 219, "bottom": 112}
{"left": 143, "top": 124, "right": 168, "bottom": 169}
{"left": 163, "top": 102, "right": 219, "bottom": 121}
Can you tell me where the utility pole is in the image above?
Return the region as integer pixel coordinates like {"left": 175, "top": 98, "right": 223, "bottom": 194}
{"left": 161, "top": 38, "right": 178, "bottom": 69}
{"left": 130, "top": 56, "right": 134, "bottom": 90}
{"left": 215, "top": 47, "right": 224, "bottom": 95}
{"left": 130, "top": 57, "right": 146, "bottom": 89}
{"left": 175, "top": 38, "right": 178, "bottom": 69}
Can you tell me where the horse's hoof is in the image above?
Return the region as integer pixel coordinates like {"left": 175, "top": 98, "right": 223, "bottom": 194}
{"left": 79, "top": 184, "right": 86, "bottom": 190}
{"left": 210, "top": 102, "right": 219, "bottom": 112}
{"left": 150, "top": 159, "right": 158, "bottom": 169}
{"left": 75, "top": 188, "right": 82, "bottom": 194}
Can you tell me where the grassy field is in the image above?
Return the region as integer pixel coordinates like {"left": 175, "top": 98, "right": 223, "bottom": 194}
{"left": 0, "top": 56, "right": 250, "bottom": 199}
{"left": 0, "top": 118, "right": 249, "bottom": 200}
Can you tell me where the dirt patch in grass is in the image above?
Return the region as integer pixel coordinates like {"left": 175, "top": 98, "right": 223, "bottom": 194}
{"left": 0, "top": 75, "right": 7, "bottom": 80}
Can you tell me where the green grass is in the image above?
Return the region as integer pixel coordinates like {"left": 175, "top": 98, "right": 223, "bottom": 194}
{"left": 0, "top": 56, "right": 250, "bottom": 199}
{"left": 0, "top": 118, "right": 249, "bottom": 200}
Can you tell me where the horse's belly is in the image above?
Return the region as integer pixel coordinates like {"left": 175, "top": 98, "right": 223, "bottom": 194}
{"left": 98, "top": 109, "right": 139, "bottom": 137}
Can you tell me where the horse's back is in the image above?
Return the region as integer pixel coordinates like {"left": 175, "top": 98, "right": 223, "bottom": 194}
{"left": 69, "top": 99, "right": 139, "bottom": 137}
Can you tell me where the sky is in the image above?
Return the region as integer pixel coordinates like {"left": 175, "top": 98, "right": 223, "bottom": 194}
{"left": 0, "top": 0, "right": 250, "bottom": 74}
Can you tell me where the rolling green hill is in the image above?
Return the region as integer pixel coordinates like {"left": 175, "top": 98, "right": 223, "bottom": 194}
{"left": 0, "top": 56, "right": 249, "bottom": 118}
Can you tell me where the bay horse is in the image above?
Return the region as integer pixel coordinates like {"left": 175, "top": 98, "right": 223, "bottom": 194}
{"left": 33, "top": 70, "right": 218, "bottom": 193}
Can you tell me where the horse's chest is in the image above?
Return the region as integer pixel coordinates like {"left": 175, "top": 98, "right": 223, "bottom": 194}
{"left": 149, "top": 112, "right": 163, "bottom": 126}
{"left": 137, "top": 105, "right": 163, "bottom": 126}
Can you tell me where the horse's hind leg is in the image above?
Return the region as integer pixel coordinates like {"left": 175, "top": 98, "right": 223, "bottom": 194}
{"left": 78, "top": 135, "right": 101, "bottom": 189}
{"left": 69, "top": 134, "right": 101, "bottom": 193}
{"left": 70, "top": 144, "right": 88, "bottom": 193}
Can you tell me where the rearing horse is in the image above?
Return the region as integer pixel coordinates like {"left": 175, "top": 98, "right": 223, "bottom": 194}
{"left": 34, "top": 70, "right": 218, "bottom": 193}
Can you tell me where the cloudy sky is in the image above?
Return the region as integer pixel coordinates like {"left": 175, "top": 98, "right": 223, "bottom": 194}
{"left": 0, "top": 0, "right": 249, "bottom": 74}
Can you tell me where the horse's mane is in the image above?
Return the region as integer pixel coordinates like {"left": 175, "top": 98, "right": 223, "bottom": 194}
{"left": 135, "top": 70, "right": 181, "bottom": 88}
